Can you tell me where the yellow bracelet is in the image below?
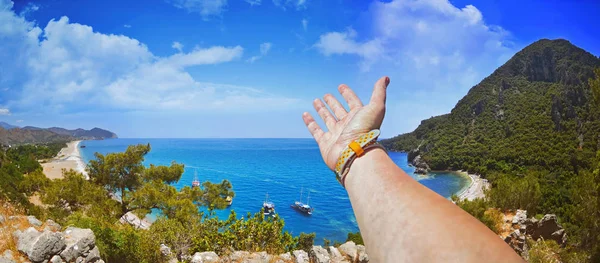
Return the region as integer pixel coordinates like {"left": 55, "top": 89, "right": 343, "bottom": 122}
{"left": 334, "top": 129, "right": 385, "bottom": 187}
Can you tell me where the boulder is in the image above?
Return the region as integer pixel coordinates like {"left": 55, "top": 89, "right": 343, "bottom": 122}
{"left": 190, "top": 252, "right": 219, "bottom": 263}
{"left": 292, "top": 250, "right": 309, "bottom": 263}
{"left": 338, "top": 241, "right": 358, "bottom": 261}
{"left": 27, "top": 216, "right": 43, "bottom": 227}
{"left": 277, "top": 252, "right": 292, "bottom": 262}
{"left": 160, "top": 244, "right": 172, "bottom": 257}
{"left": 530, "top": 214, "right": 566, "bottom": 245}
{"left": 49, "top": 255, "right": 64, "bottom": 263}
{"left": 309, "top": 246, "right": 330, "bottom": 263}
{"left": 15, "top": 227, "right": 66, "bottom": 263}
{"left": 328, "top": 246, "right": 344, "bottom": 261}
{"left": 512, "top": 210, "right": 527, "bottom": 225}
{"left": 357, "top": 245, "right": 369, "bottom": 263}
{"left": 44, "top": 220, "right": 62, "bottom": 232}
{"left": 84, "top": 246, "right": 101, "bottom": 263}
{"left": 228, "top": 251, "right": 250, "bottom": 261}
{"left": 60, "top": 227, "right": 96, "bottom": 262}
{"left": 0, "top": 250, "right": 16, "bottom": 263}
{"left": 118, "top": 212, "right": 151, "bottom": 230}
{"left": 0, "top": 215, "right": 5, "bottom": 224}
{"left": 244, "top": 251, "right": 272, "bottom": 263}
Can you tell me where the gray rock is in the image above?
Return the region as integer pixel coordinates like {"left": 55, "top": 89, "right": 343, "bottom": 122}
{"left": 292, "top": 250, "right": 309, "bottom": 263}
{"left": 160, "top": 244, "right": 171, "bottom": 257}
{"left": 190, "top": 252, "right": 219, "bottom": 263}
{"left": 84, "top": 246, "right": 101, "bottom": 263}
{"left": 0, "top": 249, "right": 16, "bottom": 263}
{"left": 278, "top": 252, "right": 292, "bottom": 261}
{"left": 0, "top": 257, "right": 17, "bottom": 263}
{"left": 512, "top": 210, "right": 527, "bottom": 225}
{"left": 551, "top": 228, "right": 567, "bottom": 246}
{"left": 244, "top": 251, "right": 272, "bottom": 263}
{"left": 309, "top": 246, "right": 330, "bottom": 263}
{"left": 338, "top": 241, "right": 358, "bottom": 261}
{"left": 118, "top": 212, "right": 151, "bottom": 230}
{"left": 49, "top": 255, "right": 64, "bottom": 263}
{"left": 60, "top": 227, "right": 96, "bottom": 262}
{"left": 229, "top": 251, "right": 250, "bottom": 261}
{"left": 328, "top": 246, "right": 342, "bottom": 258}
{"left": 8, "top": 216, "right": 22, "bottom": 221}
{"left": 357, "top": 245, "right": 369, "bottom": 263}
{"left": 15, "top": 227, "right": 66, "bottom": 263}
{"left": 2, "top": 250, "right": 12, "bottom": 259}
{"left": 44, "top": 220, "right": 61, "bottom": 232}
{"left": 0, "top": 215, "right": 5, "bottom": 224}
{"left": 96, "top": 261, "right": 105, "bottom": 263}
{"left": 531, "top": 214, "right": 564, "bottom": 244}
{"left": 27, "top": 216, "right": 43, "bottom": 227}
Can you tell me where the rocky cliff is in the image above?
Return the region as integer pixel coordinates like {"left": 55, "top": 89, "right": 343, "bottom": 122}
{"left": 0, "top": 215, "right": 105, "bottom": 263}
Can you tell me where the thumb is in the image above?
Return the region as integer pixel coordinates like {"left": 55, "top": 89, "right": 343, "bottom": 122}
{"left": 369, "top": 76, "right": 390, "bottom": 106}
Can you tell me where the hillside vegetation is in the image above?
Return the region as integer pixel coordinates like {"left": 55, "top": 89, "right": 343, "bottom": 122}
{"left": 382, "top": 39, "right": 600, "bottom": 261}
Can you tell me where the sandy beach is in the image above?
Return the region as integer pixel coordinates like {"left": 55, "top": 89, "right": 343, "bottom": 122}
{"left": 41, "top": 140, "right": 88, "bottom": 179}
{"left": 456, "top": 171, "right": 489, "bottom": 201}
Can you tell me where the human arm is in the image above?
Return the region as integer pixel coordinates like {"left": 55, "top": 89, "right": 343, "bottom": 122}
{"left": 301, "top": 77, "right": 524, "bottom": 262}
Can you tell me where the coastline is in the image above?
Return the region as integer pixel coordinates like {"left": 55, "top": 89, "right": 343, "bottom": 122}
{"left": 454, "top": 171, "right": 488, "bottom": 201}
{"left": 41, "top": 140, "right": 88, "bottom": 179}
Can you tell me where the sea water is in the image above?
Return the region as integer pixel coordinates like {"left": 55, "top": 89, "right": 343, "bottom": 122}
{"left": 79, "top": 138, "right": 468, "bottom": 243}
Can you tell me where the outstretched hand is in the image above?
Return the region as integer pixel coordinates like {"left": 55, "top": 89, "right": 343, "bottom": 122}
{"left": 302, "top": 76, "right": 390, "bottom": 170}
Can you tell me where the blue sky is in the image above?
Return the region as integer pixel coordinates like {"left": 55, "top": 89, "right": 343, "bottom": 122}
{"left": 0, "top": 0, "right": 598, "bottom": 138}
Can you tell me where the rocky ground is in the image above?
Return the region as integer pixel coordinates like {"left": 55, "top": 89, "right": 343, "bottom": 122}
{"left": 500, "top": 210, "right": 567, "bottom": 259}
{"left": 2, "top": 210, "right": 369, "bottom": 263}
{"left": 0, "top": 213, "right": 104, "bottom": 263}
{"left": 159, "top": 241, "right": 368, "bottom": 263}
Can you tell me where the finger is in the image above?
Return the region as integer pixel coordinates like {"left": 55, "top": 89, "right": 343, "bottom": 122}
{"left": 313, "top": 98, "right": 337, "bottom": 130}
{"left": 369, "top": 76, "right": 390, "bottom": 106}
{"left": 338, "top": 84, "right": 363, "bottom": 110}
{"left": 302, "top": 112, "right": 325, "bottom": 142}
{"left": 323, "top": 93, "right": 347, "bottom": 120}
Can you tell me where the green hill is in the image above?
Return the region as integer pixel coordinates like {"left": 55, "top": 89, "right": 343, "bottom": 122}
{"left": 382, "top": 39, "right": 600, "bottom": 174}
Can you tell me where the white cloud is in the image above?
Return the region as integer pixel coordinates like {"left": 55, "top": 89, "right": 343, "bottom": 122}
{"left": 0, "top": 1, "right": 297, "bottom": 114}
{"left": 165, "top": 0, "right": 227, "bottom": 19}
{"left": 123, "top": 24, "right": 132, "bottom": 28}
{"left": 172, "top": 41, "right": 184, "bottom": 52}
{"left": 247, "top": 42, "right": 272, "bottom": 63}
{"left": 314, "top": 28, "right": 383, "bottom": 71}
{"left": 272, "top": 0, "right": 306, "bottom": 10}
{"left": 19, "top": 2, "right": 39, "bottom": 17}
{"left": 0, "top": 108, "right": 10, "bottom": 115}
{"left": 245, "top": 0, "right": 261, "bottom": 6}
{"left": 259, "top": 42, "right": 272, "bottom": 55}
{"left": 301, "top": 18, "right": 308, "bottom": 31}
{"left": 16, "top": 119, "right": 23, "bottom": 123}
{"left": 315, "top": 0, "right": 513, "bottom": 73}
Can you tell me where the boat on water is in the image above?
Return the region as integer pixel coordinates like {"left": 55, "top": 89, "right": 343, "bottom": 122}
{"left": 263, "top": 193, "right": 276, "bottom": 217}
{"left": 291, "top": 188, "right": 313, "bottom": 215}
{"left": 226, "top": 196, "right": 233, "bottom": 206}
{"left": 191, "top": 169, "right": 200, "bottom": 188}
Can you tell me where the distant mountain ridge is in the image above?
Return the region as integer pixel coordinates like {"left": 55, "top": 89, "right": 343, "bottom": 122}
{"left": 0, "top": 122, "right": 117, "bottom": 145}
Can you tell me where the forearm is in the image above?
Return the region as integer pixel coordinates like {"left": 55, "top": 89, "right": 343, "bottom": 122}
{"left": 345, "top": 148, "right": 524, "bottom": 262}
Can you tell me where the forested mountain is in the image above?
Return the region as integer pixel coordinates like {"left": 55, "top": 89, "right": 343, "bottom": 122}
{"left": 0, "top": 124, "right": 117, "bottom": 145}
{"left": 0, "top": 127, "right": 72, "bottom": 145}
{"left": 382, "top": 39, "right": 600, "bottom": 175}
{"left": 382, "top": 39, "right": 600, "bottom": 259}
{"left": 47, "top": 127, "right": 118, "bottom": 139}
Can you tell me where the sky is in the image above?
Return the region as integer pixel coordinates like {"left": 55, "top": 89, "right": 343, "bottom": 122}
{"left": 0, "top": 0, "right": 598, "bottom": 138}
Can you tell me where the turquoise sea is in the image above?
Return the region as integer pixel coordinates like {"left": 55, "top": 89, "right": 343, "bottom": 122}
{"left": 79, "top": 138, "right": 468, "bottom": 243}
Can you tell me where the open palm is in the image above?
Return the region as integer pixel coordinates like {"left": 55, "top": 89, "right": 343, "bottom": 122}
{"left": 302, "top": 76, "right": 390, "bottom": 170}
